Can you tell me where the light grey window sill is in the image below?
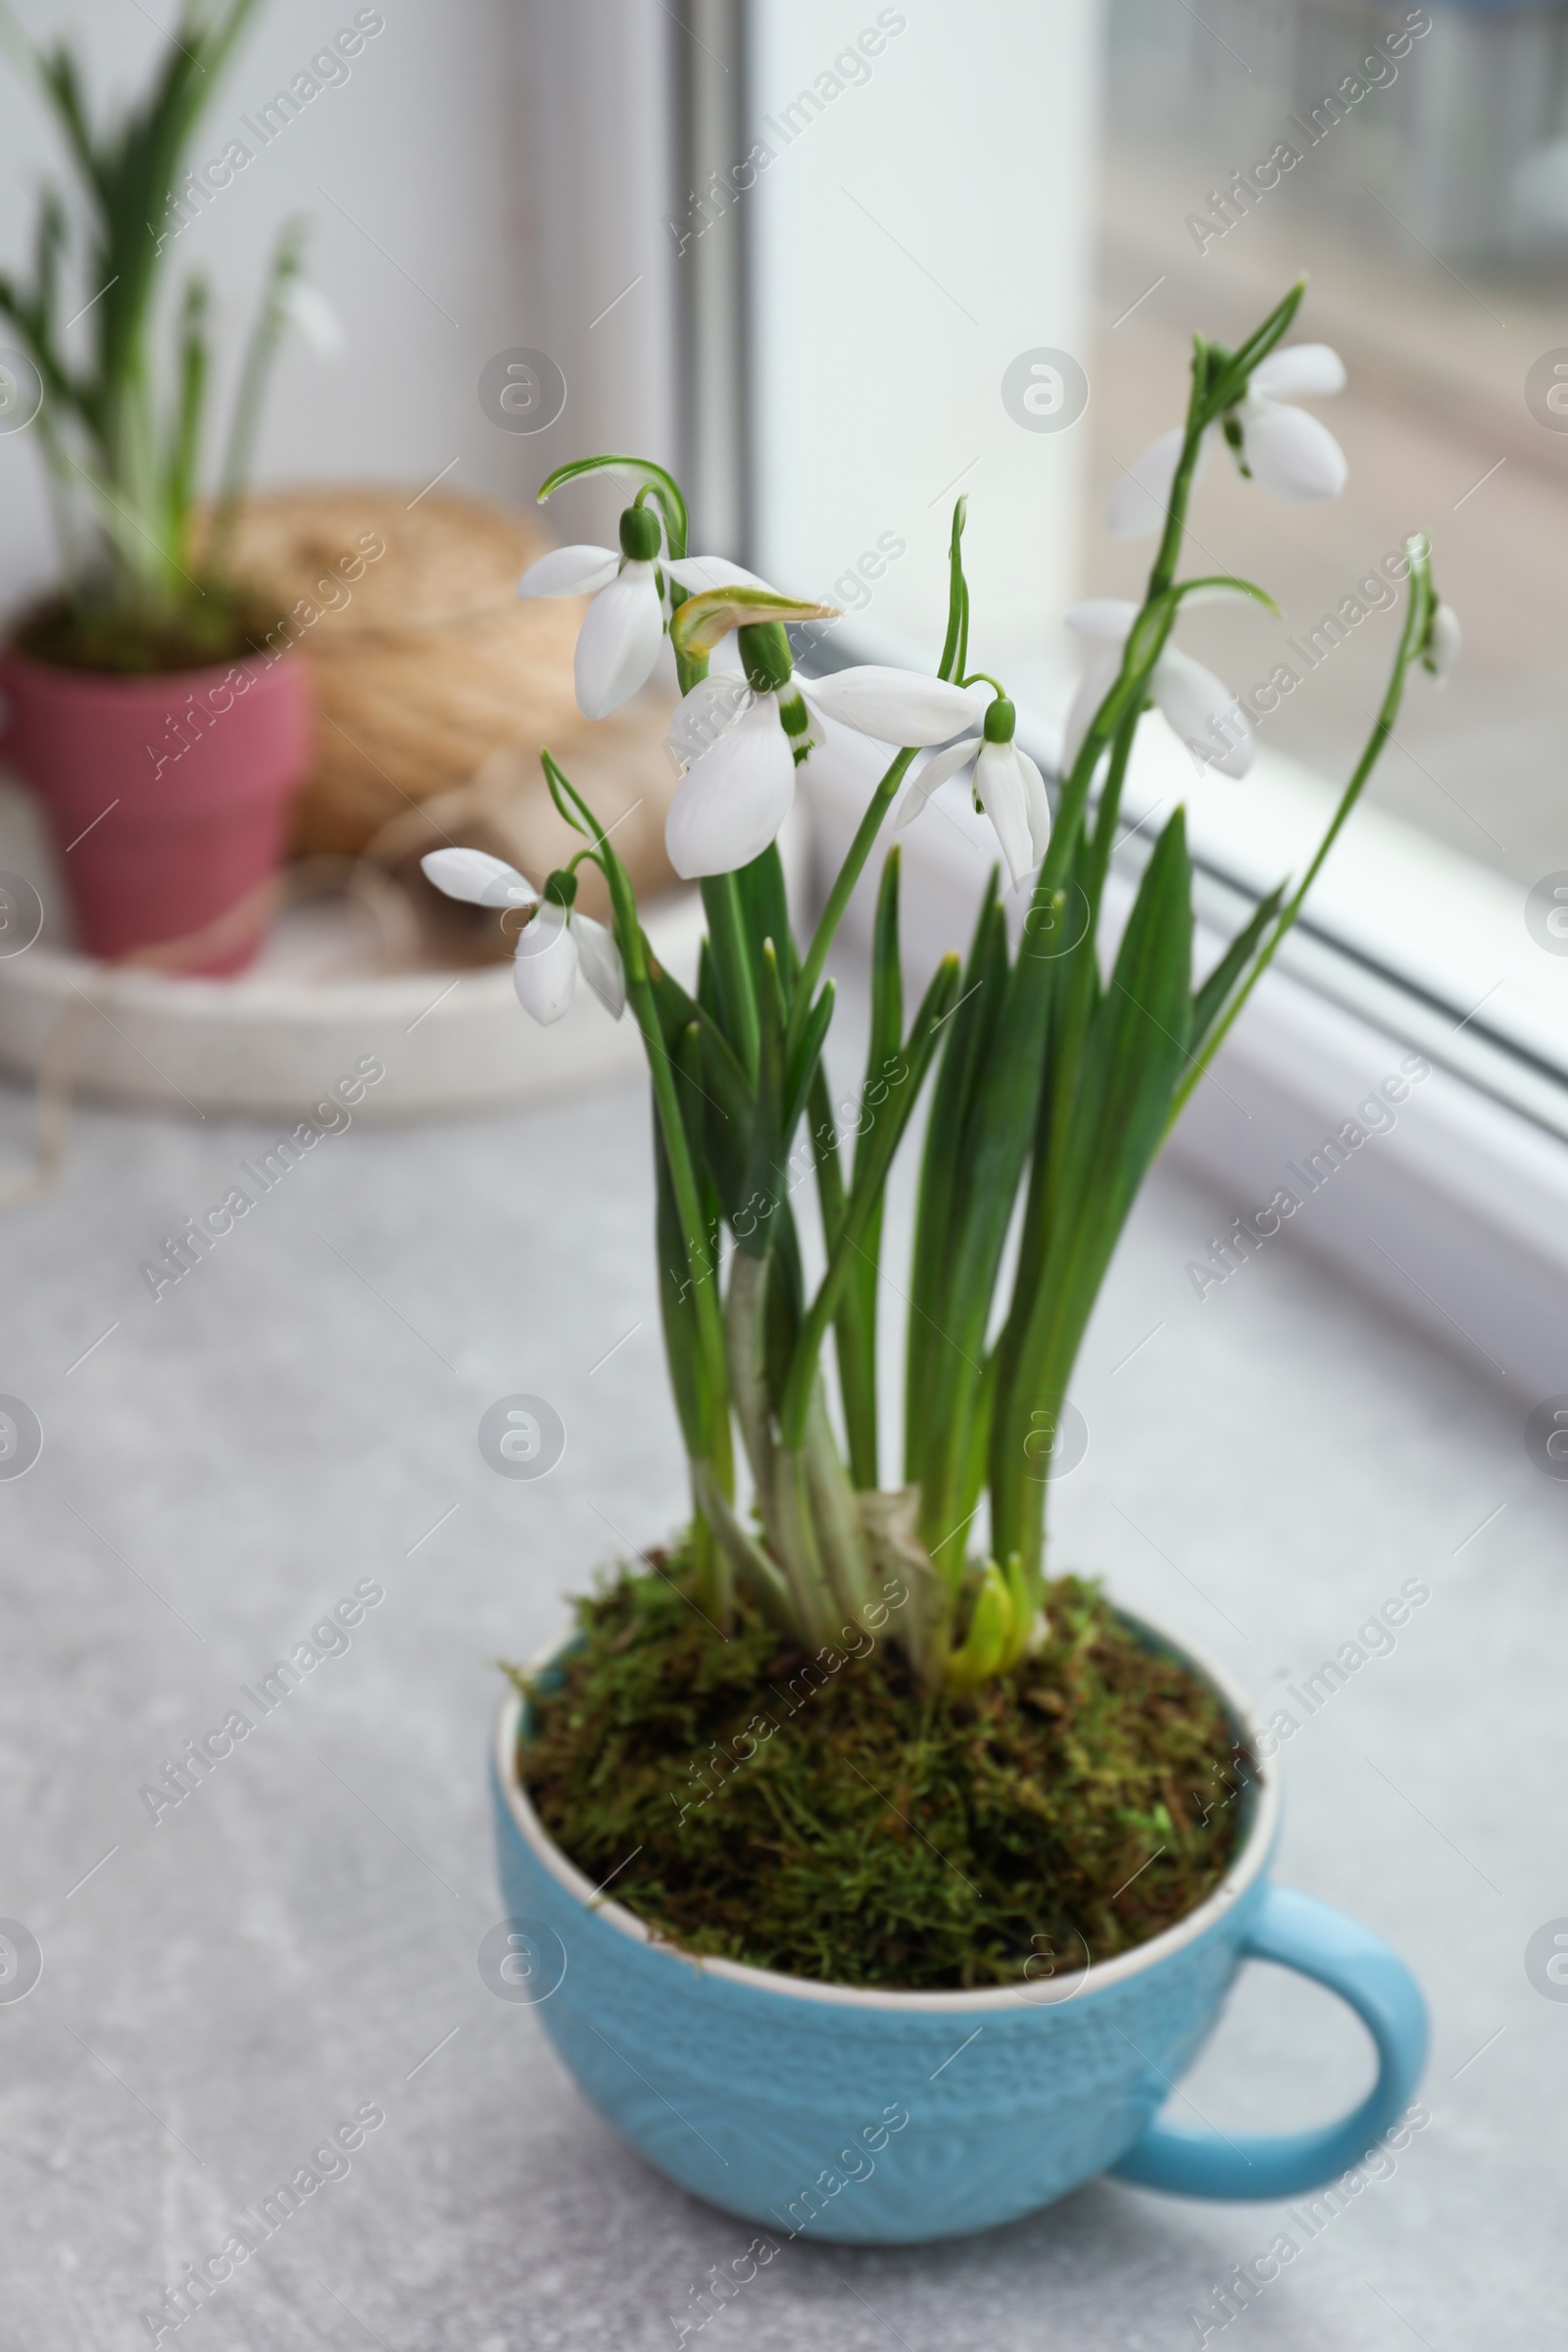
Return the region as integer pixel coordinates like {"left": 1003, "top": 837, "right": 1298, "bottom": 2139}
{"left": 0, "top": 1027, "right": 1556, "bottom": 2344}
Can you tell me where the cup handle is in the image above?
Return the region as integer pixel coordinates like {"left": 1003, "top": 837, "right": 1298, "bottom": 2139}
{"left": 1108, "top": 1884, "right": 1429, "bottom": 2201}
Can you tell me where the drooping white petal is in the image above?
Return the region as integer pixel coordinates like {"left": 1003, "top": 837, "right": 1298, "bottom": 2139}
{"left": 573, "top": 560, "right": 665, "bottom": 718}
{"left": 666, "top": 556, "right": 778, "bottom": 595}
{"left": 1107, "top": 425, "right": 1212, "bottom": 539}
{"left": 276, "top": 278, "right": 346, "bottom": 358}
{"left": 512, "top": 901, "right": 578, "bottom": 1025}
{"left": 1015, "top": 746, "right": 1053, "bottom": 863}
{"left": 665, "top": 692, "right": 797, "bottom": 879}
{"left": 973, "top": 740, "right": 1038, "bottom": 890}
{"left": 1064, "top": 599, "right": 1138, "bottom": 643}
{"left": 1238, "top": 399, "right": 1348, "bottom": 506}
{"left": 1152, "top": 649, "right": 1252, "bottom": 779}
{"left": 517, "top": 544, "right": 621, "bottom": 599}
{"left": 1250, "top": 343, "right": 1346, "bottom": 401}
{"left": 420, "top": 847, "right": 539, "bottom": 908}
{"left": 570, "top": 912, "right": 626, "bottom": 1017}
{"left": 1061, "top": 649, "right": 1124, "bottom": 772}
{"left": 803, "top": 665, "right": 982, "bottom": 747}
{"left": 1424, "top": 603, "right": 1462, "bottom": 682}
{"left": 668, "top": 672, "right": 751, "bottom": 770}
{"left": 894, "top": 734, "right": 978, "bottom": 830}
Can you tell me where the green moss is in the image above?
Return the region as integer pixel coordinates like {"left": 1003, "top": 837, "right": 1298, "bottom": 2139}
{"left": 13, "top": 586, "right": 279, "bottom": 675}
{"left": 515, "top": 1546, "right": 1253, "bottom": 1992}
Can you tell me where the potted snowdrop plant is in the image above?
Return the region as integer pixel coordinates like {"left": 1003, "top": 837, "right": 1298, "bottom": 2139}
{"left": 459, "top": 284, "right": 1442, "bottom": 2246}
{"left": 0, "top": 0, "right": 339, "bottom": 971}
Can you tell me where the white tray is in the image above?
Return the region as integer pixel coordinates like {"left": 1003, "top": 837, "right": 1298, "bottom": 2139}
{"left": 0, "top": 777, "right": 710, "bottom": 1121}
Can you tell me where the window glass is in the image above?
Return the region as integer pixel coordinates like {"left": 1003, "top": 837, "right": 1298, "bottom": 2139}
{"left": 747, "top": 1, "right": 1100, "bottom": 689}
{"left": 1098, "top": 0, "right": 1568, "bottom": 890}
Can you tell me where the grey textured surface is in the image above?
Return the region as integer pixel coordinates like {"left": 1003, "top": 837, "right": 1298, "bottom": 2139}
{"left": 1, "top": 1038, "right": 1564, "bottom": 2352}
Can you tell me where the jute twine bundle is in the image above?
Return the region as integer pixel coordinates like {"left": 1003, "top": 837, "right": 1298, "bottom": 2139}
{"left": 220, "top": 483, "right": 680, "bottom": 901}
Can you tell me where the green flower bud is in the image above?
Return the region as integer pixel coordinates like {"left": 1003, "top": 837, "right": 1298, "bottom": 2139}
{"left": 737, "top": 619, "right": 795, "bottom": 695}
{"left": 982, "top": 696, "right": 1016, "bottom": 745}
{"left": 618, "top": 504, "right": 662, "bottom": 563}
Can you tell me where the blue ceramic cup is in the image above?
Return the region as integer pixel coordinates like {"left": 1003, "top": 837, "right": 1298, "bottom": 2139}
{"left": 491, "top": 1615, "right": 1428, "bottom": 2243}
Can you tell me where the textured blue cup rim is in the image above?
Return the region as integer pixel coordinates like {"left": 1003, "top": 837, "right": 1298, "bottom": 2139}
{"left": 494, "top": 1604, "right": 1280, "bottom": 2014}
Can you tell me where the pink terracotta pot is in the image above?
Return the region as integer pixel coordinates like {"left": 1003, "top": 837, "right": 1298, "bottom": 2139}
{"left": 0, "top": 645, "right": 313, "bottom": 976}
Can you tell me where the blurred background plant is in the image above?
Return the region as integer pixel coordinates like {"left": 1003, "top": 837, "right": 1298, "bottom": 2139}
{"left": 0, "top": 0, "right": 338, "bottom": 671}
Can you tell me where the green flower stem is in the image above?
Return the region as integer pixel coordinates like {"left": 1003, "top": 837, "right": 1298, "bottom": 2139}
{"left": 1087, "top": 705, "right": 1142, "bottom": 898}
{"left": 835, "top": 846, "right": 904, "bottom": 1492}
{"left": 627, "top": 961, "right": 723, "bottom": 1348}
{"left": 1169, "top": 540, "right": 1434, "bottom": 1125}
{"left": 787, "top": 746, "right": 918, "bottom": 1066}
{"left": 1027, "top": 349, "right": 1216, "bottom": 909}
{"left": 700, "top": 874, "right": 761, "bottom": 1082}
{"left": 632, "top": 958, "right": 732, "bottom": 1449}
{"left": 543, "top": 756, "right": 735, "bottom": 1610}
{"left": 1038, "top": 710, "right": 1141, "bottom": 1217}
{"left": 780, "top": 954, "right": 958, "bottom": 1452}
{"left": 808, "top": 1061, "right": 849, "bottom": 1251}
{"left": 536, "top": 453, "right": 690, "bottom": 565}
{"left": 1146, "top": 366, "right": 1210, "bottom": 606}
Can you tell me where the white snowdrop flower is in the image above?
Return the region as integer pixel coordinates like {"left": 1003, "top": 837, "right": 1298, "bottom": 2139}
{"left": 1062, "top": 599, "right": 1252, "bottom": 780}
{"left": 1235, "top": 344, "right": 1348, "bottom": 504}
{"left": 665, "top": 686, "right": 803, "bottom": 880}
{"left": 665, "top": 659, "right": 983, "bottom": 882}
{"left": 419, "top": 849, "right": 624, "bottom": 1027}
{"left": 276, "top": 277, "right": 346, "bottom": 359}
{"left": 897, "top": 696, "right": 1052, "bottom": 891}
{"left": 1421, "top": 600, "right": 1462, "bottom": 683}
{"left": 418, "top": 847, "right": 538, "bottom": 911}
{"left": 665, "top": 557, "right": 777, "bottom": 596}
{"left": 517, "top": 504, "right": 667, "bottom": 722}
{"left": 1108, "top": 344, "right": 1347, "bottom": 538}
{"left": 508, "top": 897, "right": 626, "bottom": 1025}
{"left": 518, "top": 518, "right": 788, "bottom": 724}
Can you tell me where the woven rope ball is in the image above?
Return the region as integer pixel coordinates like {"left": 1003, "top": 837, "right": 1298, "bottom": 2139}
{"left": 225, "top": 484, "right": 679, "bottom": 900}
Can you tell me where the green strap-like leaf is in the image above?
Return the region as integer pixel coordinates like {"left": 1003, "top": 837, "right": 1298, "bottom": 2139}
{"left": 781, "top": 954, "right": 960, "bottom": 1450}
{"left": 990, "top": 809, "right": 1195, "bottom": 1591}
{"left": 904, "top": 872, "right": 1009, "bottom": 1504}
{"left": 834, "top": 847, "right": 904, "bottom": 1490}
{"left": 1189, "top": 882, "right": 1286, "bottom": 1055}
